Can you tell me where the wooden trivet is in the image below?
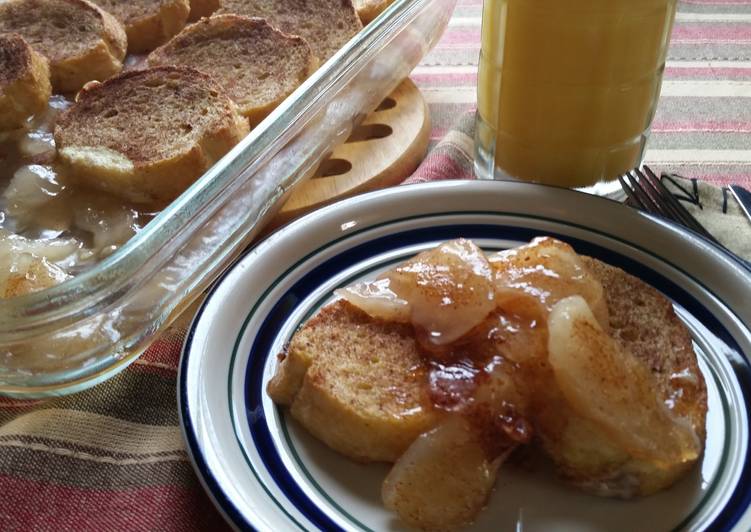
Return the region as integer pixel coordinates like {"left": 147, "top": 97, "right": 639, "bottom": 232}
{"left": 271, "top": 78, "right": 431, "bottom": 227}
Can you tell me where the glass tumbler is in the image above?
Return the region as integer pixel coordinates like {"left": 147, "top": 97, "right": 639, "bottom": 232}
{"left": 474, "top": 0, "right": 678, "bottom": 190}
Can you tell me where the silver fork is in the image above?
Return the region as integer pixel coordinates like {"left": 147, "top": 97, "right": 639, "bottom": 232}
{"left": 619, "top": 166, "right": 722, "bottom": 244}
{"left": 619, "top": 166, "right": 750, "bottom": 268}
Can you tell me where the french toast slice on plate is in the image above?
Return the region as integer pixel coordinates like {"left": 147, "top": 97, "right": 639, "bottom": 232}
{"left": 0, "top": 0, "right": 126, "bottom": 93}
{"left": 149, "top": 15, "right": 316, "bottom": 127}
{"left": 93, "top": 0, "right": 191, "bottom": 54}
{"left": 0, "top": 34, "right": 51, "bottom": 131}
{"left": 268, "top": 299, "right": 440, "bottom": 463}
{"left": 216, "top": 0, "right": 362, "bottom": 64}
{"left": 54, "top": 66, "right": 249, "bottom": 209}
{"left": 553, "top": 257, "right": 708, "bottom": 496}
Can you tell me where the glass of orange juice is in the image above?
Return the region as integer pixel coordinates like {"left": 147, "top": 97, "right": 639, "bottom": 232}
{"left": 475, "top": 0, "right": 678, "bottom": 191}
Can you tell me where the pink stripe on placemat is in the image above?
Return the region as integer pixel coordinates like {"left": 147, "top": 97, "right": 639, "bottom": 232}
{"left": 406, "top": 152, "right": 475, "bottom": 184}
{"left": 436, "top": 25, "right": 751, "bottom": 47}
{"left": 665, "top": 66, "right": 751, "bottom": 80}
{"left": 412, "top": 67, "right": 751, "bottom": 86}
{"left": 673, "top": 23, "right": 751, "bottom": 42}
{"left": 430, "top": 127, "right": 449, "bottom": 140}
{"left": 670, "top": 173, "right": 751, "bottom": 186}
{"left": 0, "top": 476, "right": 227, "bottom": 531}
{"left": 652, "top": 120, "right": 751, "bottom": 133}
{"left": 653, "top": 120, "right": 751, "bottom": 133}
{"left": 435, "top": 29, "right": 481, "bottom": 46}
{"left": 412, "top": 72, "right": 476, "bottom": 85}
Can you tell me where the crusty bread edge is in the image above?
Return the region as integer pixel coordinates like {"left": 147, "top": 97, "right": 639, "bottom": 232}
{"left": 48, "top": 0, "right": 127, "bottom": 92}
{"left": 123, "top": 0, "right": 190, "bottom": 54}
{"left": 0, "top": 36, "right": 51, "bottom": 130}
{"left": 54, "top": 66, "right": 249, "bottom": 207}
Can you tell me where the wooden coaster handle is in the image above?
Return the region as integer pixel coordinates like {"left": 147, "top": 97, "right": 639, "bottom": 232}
{"left": 271, "top": 78, "right": 430, "bottom": 227}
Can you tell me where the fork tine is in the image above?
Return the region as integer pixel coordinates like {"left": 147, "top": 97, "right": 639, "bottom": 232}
{"left": 626, "top": 169, "right": 669, "bottom": 217}
{"left": 641, "top": 166, "right": 701, "bottom": 232}
{"left": 636, "top": 167, "right": 684, "bottom": 221}
{"left": 618, "top": 174, "right": 647, "bottom": 210}
{"left": 642, "top": 166, "right": 721, "bottom": 243}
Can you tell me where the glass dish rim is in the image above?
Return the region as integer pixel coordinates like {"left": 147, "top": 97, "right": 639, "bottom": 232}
{"left": 0, "top": 0, "right": 429, "bottom": 330}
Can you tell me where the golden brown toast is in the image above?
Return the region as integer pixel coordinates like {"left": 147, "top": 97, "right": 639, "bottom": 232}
{"left": 54, "top": 66, "right": 249, "bottom": 208}
{"left": 268, "top": 299, "right": 440, "bottom": 462}
{"left": 148, "top": 15, "right": 316, "bottom": 127}
{"left": 0, "top": 34, "right": 51, "bottom": 130}
{"left": 556, "top": 257, "right": 708, "bottom": 496}
{"left": 353, "top": 0, "right": 393, "bottom": 24}
{"left": 215, "top": 0, "right": 362, "bottom": 64}
{"left": 188, "top": 0, "right": 221, "bottom": 21}
{"left": 268, "top": 254, "right": 707, "bottom": 496}
{"left": 93, "top": 0, "right": 191, "bottom": 54}
{"left": 0, "top": 0, "right": 126, "bottom": 93}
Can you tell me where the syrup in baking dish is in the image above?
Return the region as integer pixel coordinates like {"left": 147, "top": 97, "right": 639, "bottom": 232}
{"left": 0, "top": 96, "right": 154, "bottom": 296}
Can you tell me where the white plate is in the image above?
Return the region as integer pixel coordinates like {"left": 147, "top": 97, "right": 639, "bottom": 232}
{"left": 179, "top": 181, "right": 751, "bottom": 532}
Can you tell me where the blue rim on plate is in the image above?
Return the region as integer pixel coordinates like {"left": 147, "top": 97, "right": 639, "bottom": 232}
{"left": 179, "top": 180, "right": 751, "bottom": 532}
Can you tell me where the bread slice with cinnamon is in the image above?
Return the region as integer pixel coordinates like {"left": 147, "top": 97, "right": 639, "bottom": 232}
{"left": 0, "top": 34, "right": 51, "bottom": 130}
{"left": 215, "top": 0, "right": 362, "bottom": 64}
{"left": 562, "top": 257, "right": 708, "bottom": 496}
{"left": 94, "top": 0, "right": 190, "bottom": 53}
{"left": 0, "top": 0, "right": 127, "bottom": 93}
{"left": 148, "top": 15, "right": 316, "bottom": 127}
{"left": 54, "top": 66, "right": 249, "bottom": 208}
{"left": 268, "top": 299, "right": 440, "bottom": 463}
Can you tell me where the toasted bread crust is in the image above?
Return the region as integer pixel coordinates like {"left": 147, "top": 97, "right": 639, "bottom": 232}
{"left": 54, "top": 66, "right": 249, "bottom": 208}
{"left": 216, "top": 0, "right": 362, "bottom": 64}
{"left": 541, "top": 257, "right": 707, "bottom": 496}
{"left": 268, "top": 300, "right": 440, "bottom": 462}
{"left": 0, "top": 0, "right": 126, "bottom": 93}
{"left": 149, "top": 15, "right": 316, "bottom": 126}
{"left": 188, "top": 0, "right": 221, "bottom": 21}
{"left": 581, "top": 257, "right": 707, "bottom": 440}
{"left": 94, "top": 0, "right": 191, "bottom": 53}
{"left": 0, "top": 34, "right": 51, "bottom": 130}
{"left": 353, "top": 0, "right": 393, "bottom": 24}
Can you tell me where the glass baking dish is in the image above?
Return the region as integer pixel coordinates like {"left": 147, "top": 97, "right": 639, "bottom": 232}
{"left": 0, "top": 0, "right": 457, "bottom": 398}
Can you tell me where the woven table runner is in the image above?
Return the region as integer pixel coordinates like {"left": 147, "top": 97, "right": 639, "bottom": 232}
{"left": 1, "top": 0, "right": 750, "bottom": 529}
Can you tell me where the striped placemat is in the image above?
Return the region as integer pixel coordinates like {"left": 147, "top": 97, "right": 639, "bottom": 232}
{"left": 1, "top": 1, "right": 749, "bottom": 529}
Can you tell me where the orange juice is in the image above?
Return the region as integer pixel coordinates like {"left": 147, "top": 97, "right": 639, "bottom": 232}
{"left": 475, "top": 0, "right": 678, "bottom": 187}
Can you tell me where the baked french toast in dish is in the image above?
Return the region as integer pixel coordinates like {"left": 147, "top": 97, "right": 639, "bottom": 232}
{"left": 1, "top": 0, "right": 384, "bottom": 297}
{"left": 268, "top": 237, "right": 708, "bottom": 530}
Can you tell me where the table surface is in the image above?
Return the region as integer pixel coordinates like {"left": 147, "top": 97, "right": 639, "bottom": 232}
{"left": 1, "top": 0, "right": 750, "bottom": 530}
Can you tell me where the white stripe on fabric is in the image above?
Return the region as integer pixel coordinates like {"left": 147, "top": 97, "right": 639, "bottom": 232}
{"left": 0, "top": 408, "right": 185, "bottom": 455}
{"left": 0, "top": 439, "right": 187, "bottom": 465}
{"left": 646, "top": 150, "right": 751, "bottom": 164}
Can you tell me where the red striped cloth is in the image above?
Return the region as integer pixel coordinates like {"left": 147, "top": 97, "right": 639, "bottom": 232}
{"left": 1, "top": 1, "right": 750, "bottom": 530}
